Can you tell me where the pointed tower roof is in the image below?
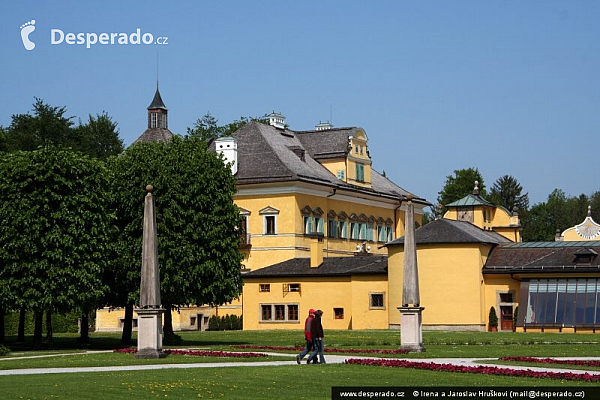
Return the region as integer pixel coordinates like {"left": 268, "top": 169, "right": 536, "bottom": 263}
{"left": 445, "top": 181, "right": 495, "bottom": 208}
{"left": 131, "top": 85, "right": 173, "bottom": 146}
{"left": 148, "top": 86, "right": 168, "bottom": 110}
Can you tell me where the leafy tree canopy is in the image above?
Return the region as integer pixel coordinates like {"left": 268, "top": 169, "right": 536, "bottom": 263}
{"left": 0, "top": 146, "right": 112, "bottom": 314}
{"left": 437, "top": 167, "right": 486, "bottom": 209}
{"left": 74, "top": 112, "right": 124, "bottom": 159}
{"left": 107, "top": 136, "right": 244, "bottom": 318}
{"left": 3, "top": 98, "right": 123, "bottom": 158}
{"left": 521, "top": 189, "right": 600, "bottom": 241}
{"left": 186, "top": 112, "right": 269, "bottom": 142}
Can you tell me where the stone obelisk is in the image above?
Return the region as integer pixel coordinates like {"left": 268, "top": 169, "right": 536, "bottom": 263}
{"left": 398, "top": 194, "right": 425, "bottom": 352}
{"left": 135, "top": 185, "right": 166, "bottom": 358}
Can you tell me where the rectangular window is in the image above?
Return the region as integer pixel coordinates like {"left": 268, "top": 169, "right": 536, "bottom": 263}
{"left": 367, "top": 223, "right": 373, "bottom": 241}
{"left": 288, "top": 305, "right": 299, "bottom": 321}
{"left": 265, "top": 215, "right": 276, "bottom": 235}
{"left": 303, "top": 215, "right": 313, "bottom": 234}
{"left": 259, "top": 284, "right": 270, "bottom": 293}
{"left": 359, "top": 223, "right": 367, "bottom": 240}
{"left": 260, "top": 304, "right": 300, "bottom": 323}
{"left": 327, "top": 219, "right": 337, "bottom": 238}
{"left": 261, "top": 305, "right": 272, "bottom": 321}
{"left": 340, "top": 221, "right": 348, "bottom": 239}
{"left": 334, "top": 308, "right": 344, "bottom": 319}
{"left": 525, "top": 278, "right": 600, "bottom": 327}
{"left": 378, "top": 225, "right": 386, "bottom": 242}
{"left": 316, "top": 217, "right": 324, "bottom": 234}
{"left": 151, "top": 113, "right": 157, "bottom": 128}
{"left": 350, "top": 222, "right": 359, "bottom": 239}
{"left": 337, "top": 170, "right": 345, "bottom": 180}
{"left": 370, "top": 293, "right": 385, "bottom": 309}
{"left": 288, "top": 283, "right": 301, "bottom": 292}
{"left": 275, "top": 305, "right": 286, "bottom": 320}
{"left": 355, "top": 164, "right": 364, "bottom": 182}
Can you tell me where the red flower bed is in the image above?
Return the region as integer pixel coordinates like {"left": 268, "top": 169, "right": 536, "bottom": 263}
{"left": 113, "top": 348, "right": 268, "bottom": 358}
{"left": 500, "top": 356, "right": 600, "bottom": 367}
{"left": 344, "top": 358, "right": 600, "bottom": 382}
{"left": 231, "top": 345, "right": 409, "bottom": 354}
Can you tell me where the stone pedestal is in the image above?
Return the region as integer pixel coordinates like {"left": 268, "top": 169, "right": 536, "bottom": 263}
{"left": 399, "top": 306, "right": 426, "bottom": 352}
{"left": 135, "top": 308, "right": 166, "bottom": 359}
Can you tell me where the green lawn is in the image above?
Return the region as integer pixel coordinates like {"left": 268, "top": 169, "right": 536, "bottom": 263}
{"left": 1, "top": 330, "right": 599, "bottom": 399}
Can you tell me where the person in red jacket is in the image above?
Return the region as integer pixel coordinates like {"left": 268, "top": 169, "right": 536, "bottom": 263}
{"left": 307, "top": 309, "right": 325, "bottom": 364}
{"left": 296, "top": 309, "right": 315, "bottom": 364}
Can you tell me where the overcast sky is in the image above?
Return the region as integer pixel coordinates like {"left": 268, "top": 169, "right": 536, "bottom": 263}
{"left": 3, "top": 1, "right": 599, "bottom": 207}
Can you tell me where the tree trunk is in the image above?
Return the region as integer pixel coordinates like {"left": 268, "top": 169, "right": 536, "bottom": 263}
{"left": 120, "top": 302, "right": 134, "bottom": 345}
{"left": 78, "top": 309, "right": 90, "bottom": 343}
{"left": 45, "top": 310, "right": 53, "bottom": 342}
{"left": 0, "top": 308, "right": 5, "bottom": 344}
{"left": 162, "top": 302, "right": 174, "bottom": 336}
{"left": 33, "top": 311, "right": 43, "bottom": 349}
{"left": 17, "top": 309, "right": 26, "bottom": 342}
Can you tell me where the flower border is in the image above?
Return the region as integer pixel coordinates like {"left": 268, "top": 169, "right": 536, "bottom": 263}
{"left": 344, "top": 358, "right": 600, "bottom": 382}
{"left": 500, "top": 357, "right": 600, "bottom": 368}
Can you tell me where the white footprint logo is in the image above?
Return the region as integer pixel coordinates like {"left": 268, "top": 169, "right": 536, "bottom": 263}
{"left": 20, "top": 20, "right": 36, "bottom": 50}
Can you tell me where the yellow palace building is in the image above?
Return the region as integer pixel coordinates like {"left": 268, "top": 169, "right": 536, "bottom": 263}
{"left": 97, "top": 88, "right": 600, "bottom": 334}
{"left": 221, "top": 113, "right": 428, "bottom": 330}
{"left": 96, "top": 90, "right": 430, "bottom": 332}
{"left": 387, "top": 186, "right": 600, "bottom": 333}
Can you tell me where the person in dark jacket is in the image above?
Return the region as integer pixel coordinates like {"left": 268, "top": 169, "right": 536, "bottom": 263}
{"left": 307, "top": 309, "right": 325, "bottom": 364}
{"left": 296, "top": 309, "right": 315, "bottom": 364}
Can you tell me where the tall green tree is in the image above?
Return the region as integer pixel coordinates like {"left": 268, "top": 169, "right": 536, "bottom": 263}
{"left": 108, "top": 136, "right": 243, "bottom": 340}
{"left": 74, "top": 113, "right": 124, "bottom": 159}
{"left": 0, "top": 146, "right": 112, "bottom": 347}
{"left": 521, "top": 189, "right": 599, "bottom": 241}
{"left": 488, "top": 175, "right": 529, "bottom": 213}
{"left": 4, "top": 98, "right": 74, "bottom": 151}
{"left": 3, "top": 99, "right": 123, "bottom": 159}
{"left": 437, "top": 167, "right": 486, "bottom": 209}
{"left": 187, "top": 112, "right": 269, "bottom": 142}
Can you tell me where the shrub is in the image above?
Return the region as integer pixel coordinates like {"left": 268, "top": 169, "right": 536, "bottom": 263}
{"left": 488, "top": 306, "right": 498, "bottom": 330}
{"left": 207, "top": 314, "right": 242, "bottom": 331}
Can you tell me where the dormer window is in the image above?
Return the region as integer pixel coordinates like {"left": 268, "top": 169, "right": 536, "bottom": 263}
{"left": 574, "top": 248, "right": 598, "bottom": 265}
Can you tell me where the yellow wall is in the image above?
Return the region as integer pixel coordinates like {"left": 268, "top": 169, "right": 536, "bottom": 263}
{"left": 243, "top": 273, "right": 388, "bottom": 331}
{"left": 482, "top": 275, "right": 519, "bottom": 330}
{"left": 444, "top": 204, "right": 520, "bottom": 242}
{"left": 319, "top": 159, "right": 347, "bottom": 183}
{"left": 388, "top": 243, "right": 491, "bottom": 329}
{"left": 350, "top": 275, "right": 389, "bottom": 329}
{"left": 95, "top": 305, "right": 242, "bottom": 332}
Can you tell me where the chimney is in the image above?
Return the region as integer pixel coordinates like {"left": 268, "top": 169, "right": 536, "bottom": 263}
{"left": 310, "top": 234, "right": 324, "bottom": 268}
{"left": 215, "top": 136, "right": 238, "bottom": 175}
{"left": 315, "top": 121, "right": 333, "bottom": 131}
{"left": 510, "top": 207, "right": 520, "bottom": 227}
{"left": 268, "top": 111, "right": 286, "bottom": 129}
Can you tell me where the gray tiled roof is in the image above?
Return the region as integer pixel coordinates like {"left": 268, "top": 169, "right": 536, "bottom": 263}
{"left": 483, "top": 242, "right": 600, "bottom": 273}
{"left": 386, "top": 218, "right": 511, "bottom": 246}
{"left": 295, "top": 127, "right": 355, "bottom": 159}
{"left": 132, "top": 128, "right": 173, "bottom": 145}
{"left": 242, "top": 255, "right": 387, "bottom": 278}
{"left": 227, "top": 121, "right": 425, "bottom": 202}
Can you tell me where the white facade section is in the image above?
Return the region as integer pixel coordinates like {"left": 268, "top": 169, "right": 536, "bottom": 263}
{"left": 215, "top": 136, "right": 238, "bottom": 175}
